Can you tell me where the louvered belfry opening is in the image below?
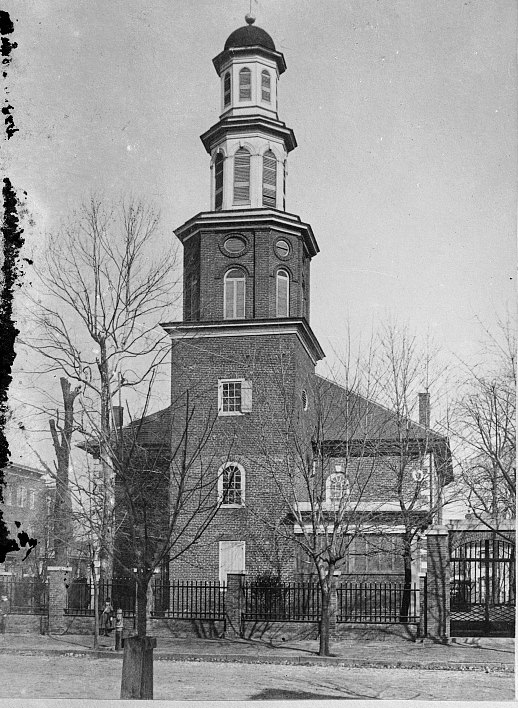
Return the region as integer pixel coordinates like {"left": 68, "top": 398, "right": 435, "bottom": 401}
{"left": 214, "top": 153, "right": 224, "bottom": 210}
{"left": 239, "top": 67, "right": 251, "bottom": 100}
{"left": 234, "top": 148, "right": 251, "bottom": 204}
{"left": 223, "top": 71, "right": 231, "bottom": 106}
{"left": 261, "top": 70, "right": 271, "bottom": 102}
{"left": 262, "top": 150, "right": 277, "bottom": 207}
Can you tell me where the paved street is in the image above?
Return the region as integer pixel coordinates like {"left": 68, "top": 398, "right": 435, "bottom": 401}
{"left": 0, "top": 654, "right": 514, "bottom": 701}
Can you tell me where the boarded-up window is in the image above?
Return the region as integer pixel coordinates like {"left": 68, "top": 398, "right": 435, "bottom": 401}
{"left": 261, "top": 70, "right": 271, "bottom": 102}
{"left": 224, "top": 268, "right": 245, "bottom": 319}
{"left": 219, "top": 540, "right": 246, "bottom": 584}
{"left": 262, "top": 150, "right": 277, "bottom": 207}
{"left": 239, "top": 68, "right": 251, "bottom": 100}
{"left": 223, "top": 71, "right": 231, "bottom": 106}
{"left": 233, "top": 149, "right": 250, "bottom": 204}
{"left": 276, "top": 269, "right": 289, "bottom": 317}
{"left": 214, "top": 153, "right": 224, "bottom": 211}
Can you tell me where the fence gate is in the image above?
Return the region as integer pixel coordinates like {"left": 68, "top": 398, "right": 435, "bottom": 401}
{"left": 450, "top": 539, "right": 515, "bottom": 637}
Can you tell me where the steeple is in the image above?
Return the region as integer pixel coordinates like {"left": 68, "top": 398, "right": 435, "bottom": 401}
{"left": 201, "top": 16, "right": 296, "bottom": 212}
{"left": 172, "top": 17, "right": 321, "bottom": 341}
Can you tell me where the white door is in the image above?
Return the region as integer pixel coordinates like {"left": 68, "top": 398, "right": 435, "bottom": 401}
{"left": 219, "top": 540, "right": 245, "bottom": 584}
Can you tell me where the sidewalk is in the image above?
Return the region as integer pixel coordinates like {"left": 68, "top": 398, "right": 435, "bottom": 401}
{"left": 0, "top": 632, "right": 514, "bottom": 672}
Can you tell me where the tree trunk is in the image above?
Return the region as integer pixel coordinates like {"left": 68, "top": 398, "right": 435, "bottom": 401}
{"left": 98, "top": 344, "right": 115, "bottom": 585}
{"left": 136, "top": 575, "right": 149, "bottom": 638}
{"left": 91, "top": 559, "right": 99, "bottom": 650}
{"left": 318, "top": 563, "right": 335, "bottom": 657}
{"left": 399, "top": 535, "right": 413, "bottom": 623}
{"left": 50, "top": 377, "right": 79, "bottom": 565}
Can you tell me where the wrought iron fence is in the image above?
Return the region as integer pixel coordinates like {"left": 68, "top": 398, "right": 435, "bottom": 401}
{"left": 0, "top": 576, "right": 48, "bottom": 615}
{"left": 337, "top": 582, "right": 420, "bottom": 623}
{"left": 65, "top": 577, "right": 137, "bottom": 616}
{"left": 151, "top": 580, "right": 226, "bottom": 620}
{"left": 244, "top": 581, "right": 321, "bottom": 622}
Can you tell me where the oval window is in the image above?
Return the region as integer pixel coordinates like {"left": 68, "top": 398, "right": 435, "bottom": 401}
{"left": 275, "top": 239, "right": 290, "bottom": 258}
{"left": 301, "top": 389, "right": 308, "bottom": 411}
{"left": 224, "top": 236, "right": 246, "bottom": 255}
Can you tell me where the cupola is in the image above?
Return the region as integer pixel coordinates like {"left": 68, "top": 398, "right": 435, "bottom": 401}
{"left": 202, "top": 15, "right": 296, "bottom": 212}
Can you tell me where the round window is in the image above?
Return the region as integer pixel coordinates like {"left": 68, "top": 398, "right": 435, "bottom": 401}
{"left": 275, "top": 239, "right": 290, "bottom": 258}
{"left": 224, "top": 236, "right": 246, "bottom": 255}
{"left": 301, "top": 389, "right": 308, "bottom": 411}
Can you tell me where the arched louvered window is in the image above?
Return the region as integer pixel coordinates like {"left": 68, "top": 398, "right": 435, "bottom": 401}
{"left": 214, "top": 153, "right": 224, "bottom": 211}
{"left": 262, "top": 150, "right": 277, "bottom": 207}
{"left": 233, "top": 148, "right": 250, "bottom": 204}
{"left": 276, "top": 269, "right": 289, "bottom": 317}
{"left": 223, "top": 72, "right": 231, "bottom": 107}
{"left": 224, "top": 268, "right": 246, "bottom": 319}
{"left": 261, "top": 70, "right": 271, "bottom": 102}
{"left": 239, "top": 67, "right": 251, "bottom": 100}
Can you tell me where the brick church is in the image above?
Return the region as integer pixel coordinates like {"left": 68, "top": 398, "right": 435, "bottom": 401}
{"left": 124, "top": 16, "right": 452, "bottom": 586}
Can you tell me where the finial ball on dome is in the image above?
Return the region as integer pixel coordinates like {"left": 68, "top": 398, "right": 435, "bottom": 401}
{"left": 245, "top": 13, "right": 256, "bottom": 25}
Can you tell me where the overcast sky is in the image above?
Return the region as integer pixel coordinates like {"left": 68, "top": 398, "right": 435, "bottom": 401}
{"left": 5, "top": 0, "right": 517, "bottom": 469}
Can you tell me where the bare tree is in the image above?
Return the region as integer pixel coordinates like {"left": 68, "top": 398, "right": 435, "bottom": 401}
{"left": 23, "top": 195, "right": 178, "bottom": 582}
{"left": 371, "top": 323, "right": 454, "bottom": 621}
{"left": 453, "top": 317, "right": 516, "bottom": 530}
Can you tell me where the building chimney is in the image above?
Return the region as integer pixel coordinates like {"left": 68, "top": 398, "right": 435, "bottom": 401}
{"left": 418, "top": 392, "right": 430, "bottom": 428}
{"left": 112, "top": 405, "right": 124, "bottom": 431}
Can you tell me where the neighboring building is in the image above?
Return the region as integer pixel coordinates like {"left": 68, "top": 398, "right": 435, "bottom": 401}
{"left": 121, "top": 16, "right": 453, "bottom": 585}
{"left": 1, "top": 463, "right": 52, "bottom": 575}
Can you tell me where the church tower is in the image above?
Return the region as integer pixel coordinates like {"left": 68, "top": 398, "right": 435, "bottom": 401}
{"left": 163, "top": 16, "right": 324, "bottom": 582}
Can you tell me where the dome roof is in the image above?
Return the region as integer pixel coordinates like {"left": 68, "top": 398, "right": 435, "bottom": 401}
{"left": 224, "top": 24, "right": 276, "bottom": 52}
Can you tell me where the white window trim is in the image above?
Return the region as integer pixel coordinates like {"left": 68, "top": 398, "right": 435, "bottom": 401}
{"left": 218, "top": 462, "right": 246, "bottom": 507}
{"left": 224, "top": 269, "right": 246, "bottom": 320}
{"left": 218, "top": 378, "right": 252, "bottom": 417}
{"left": 276, "top": 269, "right": 290, "bottom": 317}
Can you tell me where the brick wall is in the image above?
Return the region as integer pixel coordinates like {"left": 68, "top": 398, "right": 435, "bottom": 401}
{"left": 169, "top": 330, "right": 316, "bottom": 582}
{"left": 183, "top": 226, "right": 311, "bottom": 322}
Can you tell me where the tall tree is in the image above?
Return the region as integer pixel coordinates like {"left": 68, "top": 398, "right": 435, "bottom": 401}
{"left": 454, "top": 317, "right": 516, "bottom": 529}
{"left": 24, "top": 195, "right": 178, "bottom": 582}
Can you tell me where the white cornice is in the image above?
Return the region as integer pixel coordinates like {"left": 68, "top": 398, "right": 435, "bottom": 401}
{"left": 161, "top": 318, "right": 325, "bottom": 364}
{"left": 174, "top": 209, "right": 319, "bottom": 257}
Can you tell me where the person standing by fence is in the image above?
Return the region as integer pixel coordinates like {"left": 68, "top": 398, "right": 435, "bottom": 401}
{"left": 100, "top": 598, "right": 113, "bottom": 636}
{"left": 115, "top": 608, "right": 124, "bottom": 650}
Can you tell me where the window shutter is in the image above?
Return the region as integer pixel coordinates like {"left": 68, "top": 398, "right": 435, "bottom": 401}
{"left": 218, "top": 380, "right": 223, "bottom": 413}
{"left": 239, "top": 68, "right": 251, "bottom": 100}
{"left": 262, "top": 151, "right": 277, "bottom": 207}
{"left": 219, "top": 541, "right": 246, "bottom": 583}
{"left": 235, "top": 279, "right": 245, "bottom": 318}
{"left": 234, "top": 149, "right": 250, "bottom": 203}
{"left": 241, "top": 380, "right": 252, "bottom": 412}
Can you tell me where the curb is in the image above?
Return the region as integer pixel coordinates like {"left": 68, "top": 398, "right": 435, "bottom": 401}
{"left": 0, "top": 647, "right": 513, "bottom": 673}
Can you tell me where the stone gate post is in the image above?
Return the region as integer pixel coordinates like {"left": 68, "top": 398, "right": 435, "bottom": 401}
{"left": 225, "top": 573, "right": 245, "bottom": 638}
{"left": 425, "top": 527, "right": 450, "bottom": 642}
{"left": 47, "top": 566, "right": 73, "bottom": 634}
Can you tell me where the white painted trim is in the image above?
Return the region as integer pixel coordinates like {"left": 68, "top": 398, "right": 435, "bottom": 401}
{"left": 163, "top": 321, "right": 323, "bottom": 364}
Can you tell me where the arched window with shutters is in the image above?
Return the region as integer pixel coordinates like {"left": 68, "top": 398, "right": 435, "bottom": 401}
{"left": 239, "top": 67, "right": 251, "bottom": 100}
{"left": 224, "top": 268, "right": 246, "bottom": 319}
{"left": 276, "top": 269, "right": 289, "bottom": 317}
{"left": 223, "top": 71, "right": 231, "bottom": 107}
{"left": 214, "top": 152, "right": 224, "bottom": 211}
{"left": 262, "top": 150, "right": 277, "bottom": 207}
{"left": 233, "top": 148, "right": 250, "bottom": 204}
{"left": 261, "top": 70, "right": 271, "bottom": 103}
